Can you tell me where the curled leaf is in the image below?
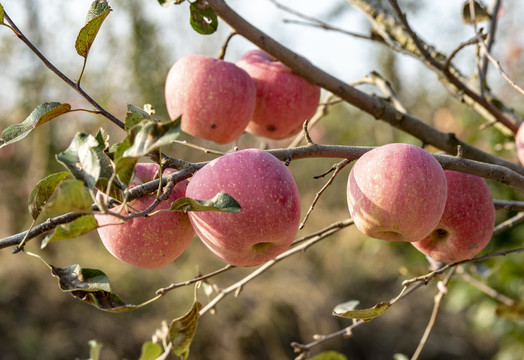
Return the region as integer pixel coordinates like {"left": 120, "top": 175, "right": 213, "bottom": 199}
{"left": 28, "top": 171, "right": 71, "bottom": 220}
{"left": 122, "top": 118, "right": 181, "bottom": 158}
{"left": 169, "top": 300, "right": 202, "bottom": 360}
{"left": 125, "top": 104, "right": 153, "bottom": 132}
{"left": 333, "top": 301, "right": 391, "bottom": 321}
{"left": 170, "top": 192, "right": 241, "bottom": 213}
{"left": 0, "top": 102, "right": 71, "bottom": 148}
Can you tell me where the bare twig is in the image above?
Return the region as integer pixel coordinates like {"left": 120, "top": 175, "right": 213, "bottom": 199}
{"left": 217, "top": 30, "right": 237, "bottom": 60}
{"left": 456, "top": 266, "right": 515, "bottom": 306}
{"left": 299, "top": 159, "right": 350, "bottom": 229}
{"left": 387, "top": 0, "right": 517, "bottom": 133}
{"left": 493, "top": 212, "right": 524, "bottom": 236}
{"left": 3, "top": 11, "right": 125, "bottom": 130}
{"left": 402, "top": 247, "right": 524, "bottom": 287}
{"left": 155, "top": 264, "right": 234, "bottom": 295}
{"left": 410, "top": 268, "right": 456, "bottom": 360}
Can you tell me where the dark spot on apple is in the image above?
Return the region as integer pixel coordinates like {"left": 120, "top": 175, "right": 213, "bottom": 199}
{"left": 210, "top": 124, "right": 217, "bottom": 129}
{"left": 267, "top": 125, "right": 276, "bottom": 132}
{"left": 434, "top": 228, "right": 448, "bottom": 239}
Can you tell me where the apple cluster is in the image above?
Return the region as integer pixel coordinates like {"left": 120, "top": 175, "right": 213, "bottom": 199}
{"left": 95, "top": 149, "right": 301, "bottom": 269}
{"left": 347, "top": 143, "right": 496, "bottom": 264}
{"left": 164, "top": 49, "right": 321, "bottom": 144}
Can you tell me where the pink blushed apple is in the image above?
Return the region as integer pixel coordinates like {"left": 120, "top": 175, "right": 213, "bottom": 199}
{"left": 95, "top": 163, "right": 195, "bottom": 269}
{"left": 186, "top": 149, "right": 301, "bottom": 267}
{"left": 347, "top": 143, "right": 448, "bottom": 242}
{"left": 515, "top": 122, "right": 524, "bottom": 165}
{"left": 165, "top": 54, "right": 256, "bottom": 144}
{"left": 236, "top": 49, "right": 321, "bottom": 140}
{"left": 412, "top": 170, "right": 495, "bottom": 263}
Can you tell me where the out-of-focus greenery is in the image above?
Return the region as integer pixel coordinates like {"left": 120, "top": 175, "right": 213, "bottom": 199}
{"left": 1, "top": 1, "right": 524, "bottom": 359}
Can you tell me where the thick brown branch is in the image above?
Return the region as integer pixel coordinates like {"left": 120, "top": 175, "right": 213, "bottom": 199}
{"left": 206, "top": 0, "right": 524, "bottom": 174}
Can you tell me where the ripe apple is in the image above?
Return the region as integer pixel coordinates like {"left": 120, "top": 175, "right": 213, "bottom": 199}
{"left": 95, "top": 163, "right": 195, "bottom": 269}
{"left": 186, "top": 149, "right": 301, "bottom": 267}
{"left": 347, "top": 143, "right": 448, "bottom": 242}
{"left": 165, "top": 54, "right": 256, "bottom": 144}
{"left": 515, "top": 122, "right": 524, "bottom": 165}
{"left": 236, "top": 49, "right": 321, "bottom": 140}
{"left": 412, "top": 170, "right": 495, "bottom": 263}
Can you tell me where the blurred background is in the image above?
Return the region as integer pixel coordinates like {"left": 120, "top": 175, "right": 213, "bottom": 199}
{"left": 1, "top": 0, "right": 524, "bottom": 359}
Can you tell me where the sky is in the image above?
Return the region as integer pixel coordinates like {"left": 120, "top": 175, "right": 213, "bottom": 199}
{"left": 0, "top": 0, "right": 523, "bottom": 117}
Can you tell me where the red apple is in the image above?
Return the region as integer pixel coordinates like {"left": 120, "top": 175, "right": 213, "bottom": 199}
{"left": 412, "top": 170, "right": 495, "bottom": 263}
{"left": 186, "top": 149, "right": 301, "bottom": 267}
{"left": 95, "top": 163, "right": 195, "bottom": 269}
{"left": 347, "top": 143, "right": 448, "bottom": 242}
{"left": 516, "top": 122, "right": 524, "bottom": 165}
{"left": 165, "top": 54, "right": 256, "bottom": 144}
{"left": 236, "top": 49, "right": 321, "bottom": 140}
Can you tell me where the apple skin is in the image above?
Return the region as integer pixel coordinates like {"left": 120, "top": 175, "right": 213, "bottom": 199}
{"left": 412, "top": 170, "right": 495, "bottom": 263}
{"left": 347, "top": 143, "right": 448, "bottom": 242}
{"left": 236, "top": 49, "right": 321, "bottom": 140}
{"left": 95, "top": 163, "right": 195, "bottom": 269}
{"left": 165, "top": 54, "right": 256, "bottom": 144}
{"left": 186, "top": 149, "right": 301, "bottom": 267}
{"left": 516, "top": 122, "right": 524, "bottom": 165}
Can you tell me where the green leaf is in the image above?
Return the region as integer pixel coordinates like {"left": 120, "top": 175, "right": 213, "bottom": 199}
{"left": 122, "top": 118, "right": 181, "bottom": 158}
{"left": 158, "top": 0, "right": 171, "bottom": 7}
{"left": 51, "top": 263, "right": 157, "bottom": 313}
{"left": 44, "top": 179, "right": 93, "bottom": 215}
{"left": 138, "top": 342, "right": 163, "bottom": 360}
{"left": 53, "top": 263, "right": 111, "bottom": 292}
{"left": 0, "top": 102, "right": 71, "bottom": 148}
{"left": 56, "top": 133, "right": 102, "bottom": 189}
{"left": 310, "top": 351, "right": 348, "bottom": 360}
{"left": 333, "top": 301, "right": 391, "bottom": 321}
{"left": 170, "top": 192, "right": 241, "bottom": 213}
{"left": 41, "top": 215, "right": 99, "bottom": 249}
{"left": 189, "top": 2, "right": 218, "bottom": 35}
{"left": 496, "top": 301, "right": 524, "bottom": 320}
{"left": 393, "top": 354, "right": 410, "bottom": 360}
{"left": 26, "top": 251, "right": 160, "bottom": 313}
{"left": 28, "top": 171, "right": 71, "bottom": 220}
{"left": 75, "top": 0, "right": 112, "bottom": 58}
{"left": 88, "top": 339, "right": 103, "bottom": 360}
{"left": 0, "top": 4, "right": 5, "bottom": 24}
{"left": 169, "top": 300, "right": 202, "bottom": 360}
{"left": 125, "top": 104, "right": 152, "bottom": 132}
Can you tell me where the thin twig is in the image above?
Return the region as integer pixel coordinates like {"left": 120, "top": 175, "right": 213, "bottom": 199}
{"left": 217, "top": 30, "right": 237, "bottom": 60}
{"left": 456, "top": 266, "right": 515, "bottom": 306}
{"left": 410, "top": 268, "right": 456, "bottom": 360}
{"left": 299, "top": 159, "right": 350, "bottom": 229}
{"left": 199, "top": 218, "right": 354, "bottom": 316}
{"left": 2, "top": 11, "right": 125, "bottom": 129}
{"left": 402, "top": 247, "right": 524, "bottom": 287}
{"left": 155, "top": 264, "right": 234, "bottom": 295}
